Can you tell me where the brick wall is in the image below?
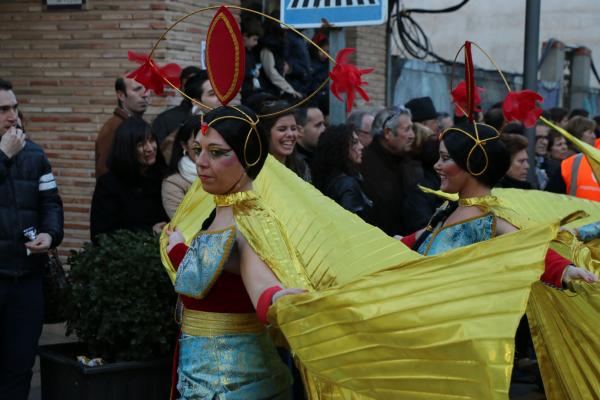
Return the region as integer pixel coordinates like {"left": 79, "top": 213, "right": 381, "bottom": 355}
{"left": 0, "top": 0, "right": 236, "bottom": 256}
{"left": 347, "top": 24, "right": 388, "bottom": 108}
{"left": 0, "top": 0, "right": 386, "bottom": 256}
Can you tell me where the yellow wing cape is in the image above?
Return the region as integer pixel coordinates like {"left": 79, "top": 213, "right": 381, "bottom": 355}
{"left": 160, "top": 156, "right": 597, "bottom": 399}
{"left": 420, "top": 186, "right": 600, "bottom": 400}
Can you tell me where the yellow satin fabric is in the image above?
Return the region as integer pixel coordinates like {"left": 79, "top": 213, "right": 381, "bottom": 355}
{"left": 421, "top": 187, "right": 600, "bottom": 399}
{"left": 160, "top": 156, "right": 598, "bottom": 400}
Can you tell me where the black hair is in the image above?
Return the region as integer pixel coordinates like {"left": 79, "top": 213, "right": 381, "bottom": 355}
{"left": 183, "top": 70, "right": 210, "bottom": 106}
{"left": 168, "top": 116, "right": 201, "bottom": 175}
{"left": 294, "top": 101, "right": 321, "bottom": 127}
{"left": 312, "top": 124, "right": 356, "bottom": 192}
{"left": 549, "top": 106, "right": 568, "bottom": 124}
{"left": 0, "top": 78, "right": 13, "bottom": 91}
{"left": 241, "top": 17, "right": 263, "bottom": 38}
{"left": 244, "top": 92, "right": 280, "bottom": 114}
{"left": 442, "top": 122, "right": 510, "bottom": 187}
{"left": 254, "top": 100, "right": 309, "bottom": 177}
{"left": 256, "top": 100, "right": 295, "bottom": 139}
{"left": 260, "top": 10, "right": 286, "bottom": 57}
{"left": 107, "top": 117, "right": 165, "bottom": 182}
{"left": 483, "top": 107, "right": 504, "bottom": 131}
{"left": 204, "top": 106, "right": 267, "bottom": 179}
{"left": 568, "top": 108, "right": 589, "bottom": 119}
{"left": 421, "top": 135, "right": 440, "bottom": 170}
{"left": 115, "top": 77, "right": 126, "bottom": 107}
{"left": 502, "top": 121, "right": 525, "bottom": 136}
{"left": 295, "top": 107, "right": 308, "bottom": 127}
{"left": 180, "top": 66, "right": 202, "bottom": 84}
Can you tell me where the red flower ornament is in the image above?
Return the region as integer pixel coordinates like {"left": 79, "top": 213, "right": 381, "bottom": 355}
{"left": 451, "top": 80, "right": 484, "bottom": 117}
{"left": 329, "top": 48, "right": 374, "bottom": 113}
{"left": 502, "top": 90, "right": 543, "bottom": 128}
{"left": 127, "top": 51, "right": 181, "bottom": 95}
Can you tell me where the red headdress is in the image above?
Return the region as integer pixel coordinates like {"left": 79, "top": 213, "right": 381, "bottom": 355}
{"left": 444, "top": 41, "right": 544, "bottom": 176}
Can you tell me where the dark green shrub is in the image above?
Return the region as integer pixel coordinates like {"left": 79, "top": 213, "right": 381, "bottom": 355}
{"left": 65, "top": 230, "right": 178, "bottom": 362}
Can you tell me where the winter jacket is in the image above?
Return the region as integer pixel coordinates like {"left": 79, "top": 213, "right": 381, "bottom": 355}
{"left": 90, "top": 170, "right": 168, "bottom": 243}
{"left": 324, "top": 173, "right": 373, "bottom": 220}
{"left": 0, "top": 141, "right": 64, "bottom": 277}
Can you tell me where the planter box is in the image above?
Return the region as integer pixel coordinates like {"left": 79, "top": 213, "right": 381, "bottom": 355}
{"left": 39, "top": 343, "right": 172, "bottom": 400}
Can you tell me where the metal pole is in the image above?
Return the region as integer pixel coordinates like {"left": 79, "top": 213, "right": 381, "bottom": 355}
{"left": 523, "top": 0, "right": 541, "bottom": 185}
{"left": 329, "top": 28, "right": 346, "bottom": 124}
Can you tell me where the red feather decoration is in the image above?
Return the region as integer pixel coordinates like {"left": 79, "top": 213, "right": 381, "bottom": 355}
{"left": 503, "top": 90, "right": 543, "bottom": 128}
{"left": 329, "top": 48, "right": 374, "bottom": 113}
{"left": 451, "top": 80, "right": 483, "bottom": 117}
{"left": 126, "top": 51, "right": 181, "bottom": 95}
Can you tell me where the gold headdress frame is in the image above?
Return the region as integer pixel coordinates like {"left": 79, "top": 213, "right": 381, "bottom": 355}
{"left": 203, "top": 105, "right": 263, "bottom": 168}
{"left": 441, "top": 41, "right": 513, "bottom": 176}
{"left": 146, "top": 5, "right": 334, "bottom": 119}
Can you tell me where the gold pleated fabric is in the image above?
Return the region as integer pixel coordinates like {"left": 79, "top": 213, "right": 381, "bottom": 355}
{"left": 444, "top": 189, "right": 600, "bottom": 399}
{"left": 160, "top": 156, "right": 599, "bottom": 399}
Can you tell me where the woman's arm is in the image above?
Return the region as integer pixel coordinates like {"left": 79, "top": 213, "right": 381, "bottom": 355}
{"left": 238, "top": 233, "right": 304, "bottom": 323}
{"left": 496, "top": 218, "right": 597, "bottom": 286}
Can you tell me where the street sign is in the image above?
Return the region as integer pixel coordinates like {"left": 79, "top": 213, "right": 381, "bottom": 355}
{"left": 281, "top": 0, "right": 387, "bottom": 29}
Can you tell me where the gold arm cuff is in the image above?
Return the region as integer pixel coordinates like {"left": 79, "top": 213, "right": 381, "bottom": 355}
{"left": 181, "top": 308, "right": 264, "bottom": 337}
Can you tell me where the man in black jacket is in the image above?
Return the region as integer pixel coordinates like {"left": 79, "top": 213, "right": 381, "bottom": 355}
{"left": 0, "top": 79, "right": 64, "bottom": 400}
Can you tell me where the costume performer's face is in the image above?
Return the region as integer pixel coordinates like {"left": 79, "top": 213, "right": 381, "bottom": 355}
{"left": 434, "top": 140, "right": 471, "bottom": 193}
{"left": 194, "top": 127, "right": 246, "bottom": 195}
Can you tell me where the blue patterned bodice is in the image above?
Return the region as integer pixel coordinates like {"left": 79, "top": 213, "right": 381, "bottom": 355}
{"left": 174, "top": 226, "right": 236, "bottom": 299}
{"left": 417, "top": 213, "right": 496, "bottom": 256}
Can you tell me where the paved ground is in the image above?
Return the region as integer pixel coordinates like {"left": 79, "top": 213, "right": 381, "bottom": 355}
{"left": 29, "top": 324, "right": 546, "bottom": 400}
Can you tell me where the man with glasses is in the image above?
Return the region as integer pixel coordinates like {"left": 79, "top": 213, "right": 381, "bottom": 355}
{"left": 359, "top": 107, "right": 417, "bottom": 236}
{"left": 347, "top": 110, "right": 375, "bottom": 147}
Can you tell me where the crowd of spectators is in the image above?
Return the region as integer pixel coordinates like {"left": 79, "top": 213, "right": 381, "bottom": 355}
{"left": 91, "top": 50, "right": 600, "bottom": 251}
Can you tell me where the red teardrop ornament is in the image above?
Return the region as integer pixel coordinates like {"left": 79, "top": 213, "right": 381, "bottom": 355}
{"left": 205, "top": 6, "right": 245, "bottom": 106}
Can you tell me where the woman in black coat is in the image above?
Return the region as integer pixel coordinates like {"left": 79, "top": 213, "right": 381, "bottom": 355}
{"left": 312, "top": 124, "right": 372, "bottom": 219}
{"left": 90, "top": 117, "right": 168, "bottom": 243}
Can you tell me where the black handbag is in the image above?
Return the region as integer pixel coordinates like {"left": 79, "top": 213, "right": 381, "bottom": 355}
{"left": 42, "top": 248, "right": 70, "bottom": 324}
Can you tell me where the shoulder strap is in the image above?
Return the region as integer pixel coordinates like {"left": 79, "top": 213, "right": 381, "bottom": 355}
{"left": 569, "top": 153, "right": 584, "bottom": 196}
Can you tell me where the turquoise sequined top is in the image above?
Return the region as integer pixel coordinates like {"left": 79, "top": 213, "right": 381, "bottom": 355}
{"left": 417, "top": 213, "right": 496, "bottom": 256}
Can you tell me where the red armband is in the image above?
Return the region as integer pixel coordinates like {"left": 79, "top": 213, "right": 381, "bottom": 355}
{"left": 168, "top": 243, "right": 189, "bottom": 268}
{"left": 256, "top": 285, "right": 283, "bottom": 324}
{"left": 401, "top": 232, "right": 417, "bottom": 248}
{"left": 542, "top": 249, "right": 571, "bottom": 288}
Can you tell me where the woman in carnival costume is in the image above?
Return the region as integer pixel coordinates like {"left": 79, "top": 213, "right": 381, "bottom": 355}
{"left": 129, "top": 6, "right": 599, "bottom": 398}
{"left": 165, "top": 105, "right": 305, "bottom": 399}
